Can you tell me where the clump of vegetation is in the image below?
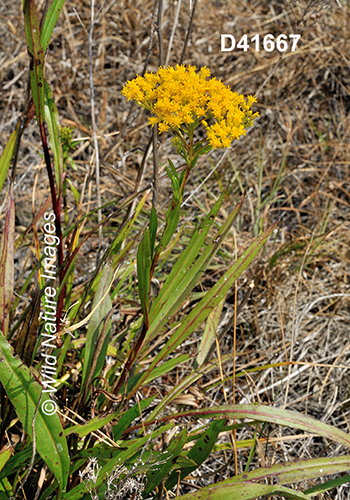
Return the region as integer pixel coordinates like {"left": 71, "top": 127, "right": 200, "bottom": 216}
{"left": 0, "top": 0, "right": 349, "bottom": 499}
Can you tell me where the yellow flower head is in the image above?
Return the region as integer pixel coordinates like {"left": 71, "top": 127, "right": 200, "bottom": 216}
{"left": 121, "top": 65, "right": 258, "bottom": 149}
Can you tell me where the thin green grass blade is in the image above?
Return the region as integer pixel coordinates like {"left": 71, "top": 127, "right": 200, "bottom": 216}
{"left": 65, "top": 411, "right": 121, "bottom": 438}
{"left": 0, "top": 186, "right": 15, "bottom": 337}
{"left": 0, "top": 332, "right": 69, "bottom": 494}
{"left": 143, "top": 354, "right": 190, "bottom": 384}
{"left": 40, "top": 0, "right": 66, "bottom": 52}
{"left": 154, "top": 197, "right": 181, "bottom": 258}
{"left": 148, "top": 194, "right": 224, "bottom": 325}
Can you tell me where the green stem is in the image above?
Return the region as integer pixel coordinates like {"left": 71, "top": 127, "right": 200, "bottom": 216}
{"left": 179, "top": 128, "right": 194, "bottom": 195}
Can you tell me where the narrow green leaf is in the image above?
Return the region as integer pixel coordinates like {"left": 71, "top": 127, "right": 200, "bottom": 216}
{"left": 154, "top": 197, "right": 181, "bottom": 258}
{"left": 144, "top": 428, "right": 188, "bottom": 496}
{"left": 274, "top": 455, "right": 350, "bottom": 485}
{"left": 177, "top": 482, "right": 311, "bottom": 500}
{"left": 0, "top": 96, "right": 35, "bottom": 197}
{"left": 163, "top": 404, "right": 350, "bottom": 449}
{"left": 165, "top": 420, "right": 225, "bottom": 491}
{"left": 0, "top": 447, "right": 12, "bottom": 473}
{"left": 0, "top": 186, "right": 15, "bottom": 336}
{"left": 40, "top": 0, "right": 66, "bottom": 52}
{"left": 0, "top": 332, "right": 69, "bottom": 494}
{"left": 24, "top": 0, "right": 45, "bottom": 129}
{"left": 66, "top": 177, "right": 80, "bottom": 204}
{"left": 144, "top": 354, "right": 191, "bottom": 384}
{"left": 196, "top": 296, "right": 225, "bottom": 367}
{"left": 137, "top": 230, "right": 151, "bottom": 321}
{"left": 166, "top": 161, "right": 181, "bottom": 201}
{"left": 304, "top": 473, "right": 350, "bottom": 495}
{"left": 81, "top": 263, "right": 113, "bottom": 390}
{"left": 0, "top": 131, "right": 17, "bottom": 196}
{"left": 149, "top": 206, "right": 157, "bottom": 257}
{"left": 44, "top": 79, "right": 63, "bottom": 192}
{"left": 209, "top": 454, "right": 350, "bottom": 488}
{"left": 65, "top": 411, "right": 120, "bottom": 438}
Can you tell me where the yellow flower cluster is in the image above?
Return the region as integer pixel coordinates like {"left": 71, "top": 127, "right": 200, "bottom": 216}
{"left": 121, "top": 65, "right": 258, "bottom": 149}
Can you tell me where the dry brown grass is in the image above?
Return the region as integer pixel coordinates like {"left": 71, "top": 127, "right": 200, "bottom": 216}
{"left": 1, "top": 0, "right": 350, "bottom": 497}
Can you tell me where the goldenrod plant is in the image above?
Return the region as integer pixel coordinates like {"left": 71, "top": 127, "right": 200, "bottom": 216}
{"left": 0, "top": 0, "right": 349, "bottom": 499}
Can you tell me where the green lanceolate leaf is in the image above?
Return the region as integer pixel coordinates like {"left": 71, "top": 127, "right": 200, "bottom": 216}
{"left": 44, "top": 79, "right": 63, "bottom": 192}
{"left": 144, "top": 428, "right": 188, "bottom": 496}
{"left": 81, "top": 262, "right": 113, "bottom": 396}
{"left": 165, "top": 420, "right": 225, "bottom": 491}
{"left": 196, "top": 296, "right": 225, "bottom": 367}
{"left": 166, "top": 160, "right": 181, "bottom": 202}
{"left": 65, "top": 410, "right": 120, "bottom": 438}
{"left": 0, "top": 185, "right": 15, "bottom": 337}
{"left": 154, "top": 196, "right": 181, "bottom": 260}
{"left": 133, "top": 219, "right": 277, "bottom": 397}
{"left": 174, "top": 482, "right": 311, "bottom": 500}
{"left": 149, "top": 206, "right": 157, "bottom": 257}
{"left": 137, "top": 230, "right": 152, "bottom": 323}
{"left": 0, "top": 446, "right": 12, "bottom": 473}
{"left": 160, "top": 404, "right": 350, "bottom": 449}
{"left": 153, "top": 164, "right": 182, "bottom": 262}
{"left": 0, "top": 332, "right": 69, "bottom": 494}
{"left": 24, "top": 0, "right": 45, "bottom": 129}
{"left": 40, "top": 0, "right": 66, "bottom": 53}
{"left": 0, "top": 130, "right": 18, "bottom": 196}
{"left": 210, "top": 454, "right": 350, "bottom": 488}
{"left": 304, "top": 473, "right": 350, "bottom": 495}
